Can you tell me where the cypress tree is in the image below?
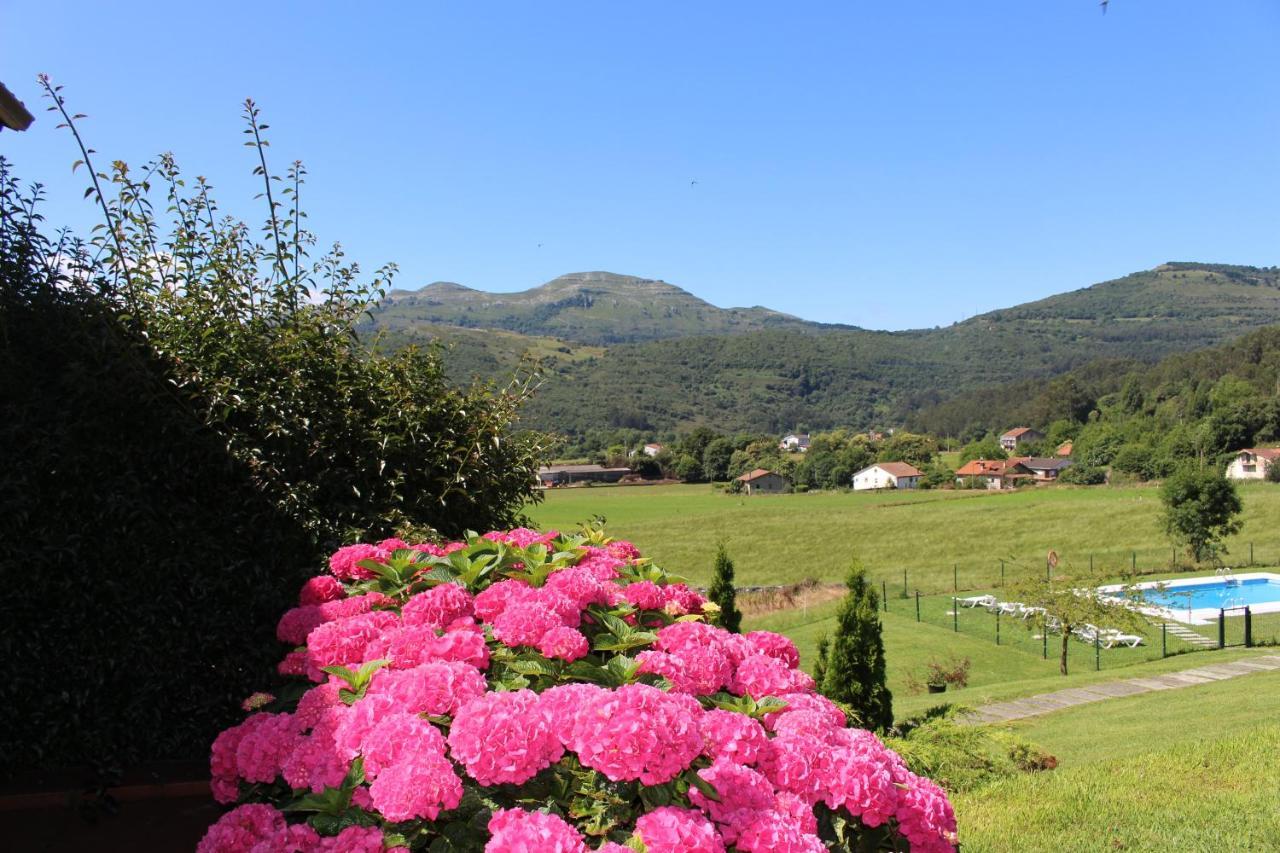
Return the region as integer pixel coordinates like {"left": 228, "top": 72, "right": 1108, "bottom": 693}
{"left": 708, "top": 542, "right": 743, "bottom": 633}
{"left": 813, "top": 634, "right": 830, "bottom": 688}
{"left": 819, "top": 561, "right": 893, "bottom": 732}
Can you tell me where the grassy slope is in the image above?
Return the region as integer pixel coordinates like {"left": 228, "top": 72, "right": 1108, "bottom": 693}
{"left": 956, "top": 672, "right": 1280, "bottom": 851}
{"left": 527, "top": 481, "right": 1280, "bottom": 591}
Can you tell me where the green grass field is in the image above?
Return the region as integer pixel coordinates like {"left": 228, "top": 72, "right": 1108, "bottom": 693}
{"left": 527, "top": 481, "right": 1280, "bottom": 592}
{"left": 956, "top": 671, "right": 1280, "bottom": 851}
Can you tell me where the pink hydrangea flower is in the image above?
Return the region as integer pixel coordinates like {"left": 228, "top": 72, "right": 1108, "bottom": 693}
{"left": 636, "top": 644, "right": 731, "bottom": 695}
{"left": 635, "top": 806, "right": 725, "bottom": 853}
{"left": 358, "top": 711, "right": 448, "bottom": 778}
{"left": 448, "top": 689, "right": 564, "bottom": 785}
{"left": 280, "top": 706, "right": 349, "bottom": 794}
{"left": 483, "top": 528, "right": 559, "bottom": 548}
{"left": 365, "top": 623, "right": 490, "bottom": 670}
{"left": 660, "top": 583, "right": 707, "bottom": 616}
{"left": 538, "top": 625, "right": 589, "bottom": 661}
{"left": 369, "top": 753, "right": 463, "bottom": 822}
{"left": 304, "top": 610, "right": 400, "bottom": 675}
{"left": 485, "top": 808, "right": 586, "bottom": 853}
{"left": 234, "top": 712, "right": 301, "bottom": 785}
{"left": 248, "top": 822, "right": 320, "bottom": 853}
{"left": 493, "top": 600, "right": 563, "bottom": 648}
{"left": 402, "top": 583, "right": 474, "bottom": 629}
{"left": 544, "top": 566, "right": 612, "bottom": 609}
{"left": 761, "top": 692, "right": 846, "bottom": 732}
{"left": 277, "top": 650, "right": 308, "bottom": 677}
{"left": 299, "top": 575, "right": 346, "bottom": 605}
{"left": 328, "top": 543, "right": 382, "bottom": 580}
{"left": 276, "top": 605, "right": 325, "bottom": 646}
{"left": 619, "top": 580, "right": 665, "bottom": 611}
{"left": 196, "top": 803, "right": 285, "bottom": 853}
{"left": 731, "top": 654, "right": 815, "bottom": 698}
{"left": 574, "top": 547, "right": 626, "bottom": 580}
{"left": 365, "top": 660, "right": 487, "bottom": 717}
{"left": 733, "top": 812, "right": 826, "bottom": 853}
{"left": 688, "top": 758, "right": 777, "bottom": 842}
{"left": 744, "top": 631, "right": 801, "bottom": 668}
{"left": 538, "top": 683, "right": 609, "bottom": 746}
{"left": 893, "top": 771, "right": 959, "bottom": 853}
{"left": 318, "top": 825, "right": 397, "bottom": 851}
{"left": 473, "top": 578, "right": 533, "bottom": 622}
{"left": 699, "top": 709, "right": 771, "bottom": 765}
{"left": 565, "top": 684, "right": 703, "bottom": 785}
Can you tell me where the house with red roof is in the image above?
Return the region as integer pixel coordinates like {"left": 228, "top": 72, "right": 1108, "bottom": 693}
{"left": 954, "top": 458, "right": 1032, "bottom": 490}
{"left": 999, "top": 427, "right": 1044, "bottom": 452}
{"left": 1226, "top": 448, "right": 1280, "bottom": 481}
{"left": 735, "top": 468, "right": 789, "bottom": 495}
{"left": 852, "top": 462, "right": 923, "bottom": 491}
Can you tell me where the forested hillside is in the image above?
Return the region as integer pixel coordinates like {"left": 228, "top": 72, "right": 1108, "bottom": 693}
{"left": 361, "top": 263, "right": 1280, "bottom": 437}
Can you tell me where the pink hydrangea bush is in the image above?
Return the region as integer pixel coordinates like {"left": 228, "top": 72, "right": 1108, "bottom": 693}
{"left": 199, "top": 529, "right": 957, "bottom": 851}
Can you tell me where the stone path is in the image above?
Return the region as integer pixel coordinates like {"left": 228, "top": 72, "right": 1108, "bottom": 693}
{"left": 963, "top": 653, "right": 1280, "bottom": 724}
{"left": 1158, "top": 621, "right": 1219, "bottom": 648}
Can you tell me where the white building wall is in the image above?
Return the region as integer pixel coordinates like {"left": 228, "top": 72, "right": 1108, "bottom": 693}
{"left": 1227, "top": 454, "right": 1270, "bottom": 480}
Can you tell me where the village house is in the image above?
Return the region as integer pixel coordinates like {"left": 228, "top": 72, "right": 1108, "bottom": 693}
{"left": 1008, "top": 457, "right": 1074, "bottom": 482}
{"left": 999, "top": 427, "right": 1044, "bottom": 452}
{"left": 954, "top": 458, "right": 1031, "bottom": 490}
{"left": 537, "top": 464, "right": 631, "bottom": 487}
{"left": 1226, "top": 448, "right": 1280, "bottom": 481}
{"left": 642, "top": 442, "right": 665, "bottom": 457}
{"left": 736, "top": 468, "right": 790, "bottom": 494}
{"left": 779, "top": 433, "right": 811, "bottom": 452}
{"left": 851, "top": 462, "right": 922, "bottom": 491}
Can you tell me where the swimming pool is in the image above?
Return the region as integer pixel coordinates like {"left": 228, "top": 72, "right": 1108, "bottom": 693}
{"left": 1099, "top": 572, "right": 1280, "bottom": 625}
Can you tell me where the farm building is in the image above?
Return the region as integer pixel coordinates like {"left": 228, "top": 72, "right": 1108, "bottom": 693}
{"left": 954, "top": 458, "right": 1031, "bottom": 490}
{"left": 852, "top": 462, "right": 922, "bottom": 491}
{"left": 779, "top": 433, "right": 811, "bottom": 452}
{"left": 1226, "top": 448, "right": 1280, "bottom": 481}
{"left": 999, "top": 427, "right": 1044, "bottom": 452}
{"left": 736, "top": 468, "right": 790, "bottom": 495}
{"left": 538, "top": 464, "right": 631, "bottom": 487}
{"left": 1008, "top": 457, "right": 1074, "bottom": 482}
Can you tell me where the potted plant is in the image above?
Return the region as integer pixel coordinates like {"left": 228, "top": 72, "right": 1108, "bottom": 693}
{"left": 922, "top": 656, "right": 971, "bottom": 694}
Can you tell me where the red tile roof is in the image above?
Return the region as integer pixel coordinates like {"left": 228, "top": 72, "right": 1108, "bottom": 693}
{"left": 736, "top": 468, "right": 778, "bottom": 482}
{"left": 1242, "top": 448, "right": 1280, "bottom": 460}
{"left": 955, "top": 459, "right": 1008, "bottom": 476}
{"left": 1001, "top": 427, "right": 1037, "bottom": 439}
{"left": 1056, "top": 441, "right": 1073, "bottom": 457}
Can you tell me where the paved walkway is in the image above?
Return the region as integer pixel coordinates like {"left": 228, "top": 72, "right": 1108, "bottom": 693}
{"left": 963, "top": 653, "right": 1280, "bottom": 724}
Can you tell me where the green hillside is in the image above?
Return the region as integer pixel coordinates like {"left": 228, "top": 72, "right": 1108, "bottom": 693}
{"left": 363, "top": 263, "right": 1280, "bottom": 435}
{"left": 367, "top": 271, "right": 831, "bottom": 345}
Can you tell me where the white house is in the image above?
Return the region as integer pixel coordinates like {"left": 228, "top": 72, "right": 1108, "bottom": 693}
{"left": 1000, "top": 427, "right": 1044, "bottom": 452}
{"left": 642, "top": 442, "right": 665, "bottom": 457}
{"left": 1226, "top": 448, "right": 1280, "bottom": 481}
{"left": 852, "top": 462, "right": 923, "bottom": 491}
{"left": 779, "top": 433, "right": 810, "bottom": 452}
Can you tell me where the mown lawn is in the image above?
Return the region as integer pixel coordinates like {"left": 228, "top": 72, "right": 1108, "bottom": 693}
{"left": 743, "top": 598, "right": 1270, "bottom": 718}
{"left": 526, "top": 482, "right": 1280, "bottom": 592}
{"left": 956, "top": 671, "right": 1280, "bottom": 851}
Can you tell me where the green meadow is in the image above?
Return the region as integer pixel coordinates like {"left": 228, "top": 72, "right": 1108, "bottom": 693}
{"left": 527, "top": 481, "right": 1280, "bottom": 592}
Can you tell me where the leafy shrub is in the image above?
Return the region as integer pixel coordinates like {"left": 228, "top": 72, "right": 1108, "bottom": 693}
{"left": 1058, "top": 464, "right": 1106, "bottom": 486}
{"left": 886, "top": 707, "right": 1056, "bottom": 795}
{"left": 198, "top": 530, "right": 958, "bottom": 851}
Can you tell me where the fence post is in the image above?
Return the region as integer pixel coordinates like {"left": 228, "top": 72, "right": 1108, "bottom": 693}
{"left": 1090, "top": 554, "right": 1094, "bottom": 572}
{"left": 953, "top": 564, "right": 958, "bottom": 592}
{"left": 915, "top": 590, "right": 920, "bottom": 623}
{"left": 1000, "top": 559, "right": 1005, "bottom": 588}
{"left": 1132, "top": 551, "right": 1136, "bottom": 572}
{"left": 952, "top": 598, "right": 958, "bottom": 633}
{"left": 1095, "top": 633, "right": 1100, "bottom": 671}
{"left": 1250, "top": 542, "right": 1254, "bottom": 567}
{"left": 1161, "top": 622, "right": 1167, "bottom": 658}
{"left": 902, "top": 568, "right": 908, "bottom": 598}
{"left": 1042, "top": 628, "right": 1047, "bottom": 660}
{"left": 1218, "top": 609, "right": 1225, "bottom": 649}
{"left": 996, "top": 608, "right": 1001, "bottom": 646}
{"left": 1245, "top": 606, "right": 1253, "bottom": 648}
{"left": 882, "top": 581, "right": 888, "bottom": 613}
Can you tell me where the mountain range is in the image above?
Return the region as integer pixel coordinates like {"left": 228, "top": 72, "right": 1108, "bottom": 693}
{"left": 360, "top": 263, "right": 1280, "bottom": 437}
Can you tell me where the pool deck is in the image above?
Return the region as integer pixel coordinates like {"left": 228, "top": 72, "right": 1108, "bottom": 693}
{"left": 963, "top": 653, "right": 1280, "bottom": 724}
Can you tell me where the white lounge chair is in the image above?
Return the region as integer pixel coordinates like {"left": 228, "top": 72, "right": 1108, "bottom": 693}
{"left": 1019, "top": 606, "right": 1046, "bottom": 621}
{"left": 996, "top": 601, "right": 1026, "bottom": 616}
{"left": 958, "top": 594, "right": 997, "bottom": 609}
{"left": 1099, "top": 628, "right": 1144, "bottom": 649}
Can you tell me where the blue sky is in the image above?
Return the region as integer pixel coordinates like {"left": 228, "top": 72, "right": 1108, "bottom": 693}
{"left": 4, "top": 1, "right": 1279, "bottom": 329}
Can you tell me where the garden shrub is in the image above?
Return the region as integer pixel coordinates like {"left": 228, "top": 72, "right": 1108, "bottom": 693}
{"left": 0, "top": 87, "right": 546, "bottom": 777}
{"left": 198, "top": 529, "right": 958, "bottom": 851}
{"left": 886, "top": 707, "right": 1055, "bottom": 795}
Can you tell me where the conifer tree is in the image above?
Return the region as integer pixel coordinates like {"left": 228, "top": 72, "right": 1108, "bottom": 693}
{"left": 819, "top": 561, "right": 893, "bottom": 732}
{"left": 708, "top": 542, "right": 743, "bottom": 633}
{"left": 813, "top": 634, "right": 830, "bottom": 687}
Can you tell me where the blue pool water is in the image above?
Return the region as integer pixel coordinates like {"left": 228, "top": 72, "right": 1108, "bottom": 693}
{"left": 1140, "top": 578, "right": 1280, "bottom": 610}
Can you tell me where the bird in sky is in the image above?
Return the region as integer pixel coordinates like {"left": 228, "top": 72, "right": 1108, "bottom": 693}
{"left": 690, "top": 179, "right": 698, "bottom": 187}
{"left": 1100, "top": 0, "right": 1108, "bottom": 14}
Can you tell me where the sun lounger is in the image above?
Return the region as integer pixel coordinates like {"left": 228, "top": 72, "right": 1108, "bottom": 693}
{"left": 1019, "top": 606, "right": 1046, "bottom": 620}
{"left": 996, "top": 601, "right": 1025, "bottom": 616}
{"left": 958, "top": 594, "right": 997, "bottom": 608}
{"left": 1099, "top": 629, "right": 1144, "bottom": 649}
